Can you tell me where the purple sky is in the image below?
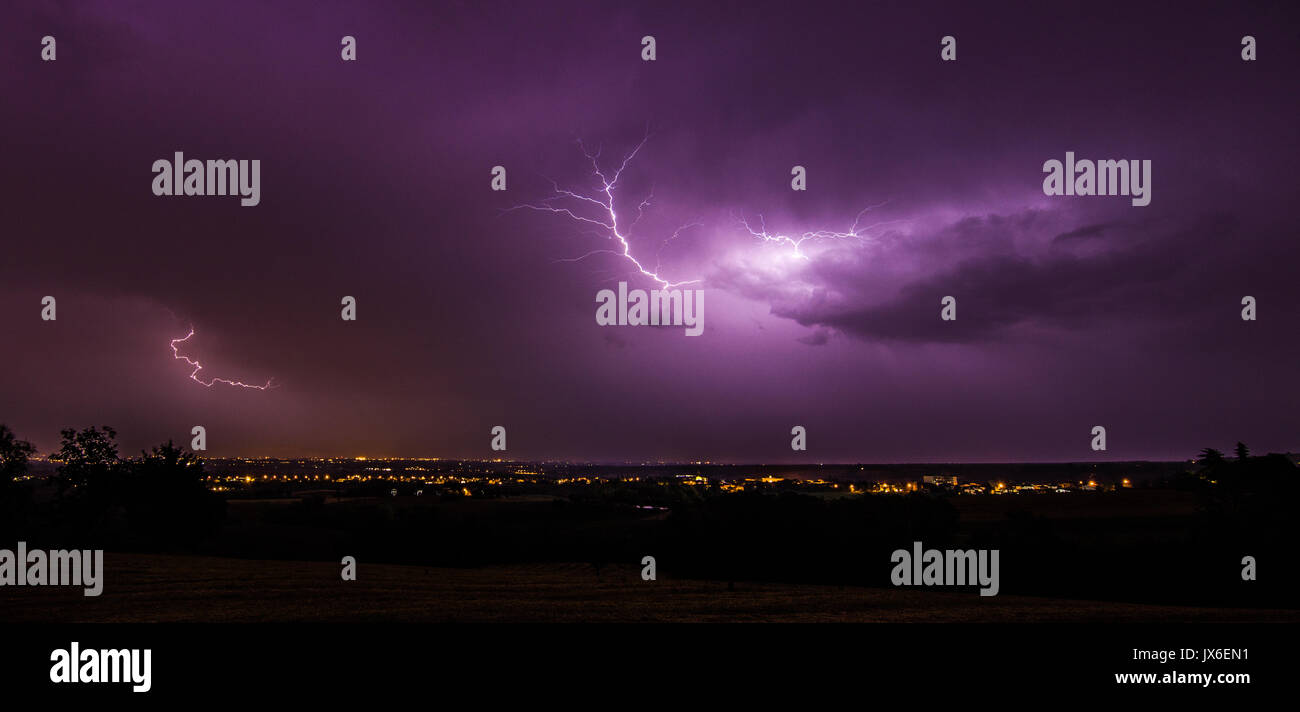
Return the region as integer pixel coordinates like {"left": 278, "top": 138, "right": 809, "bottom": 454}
{"left": 2, "top": 0, "right": 1297, "bottom": 462}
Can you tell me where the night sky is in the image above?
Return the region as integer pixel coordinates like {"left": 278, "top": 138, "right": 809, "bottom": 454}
{"left": 2, "top": 0, "right": 1297, "bottom": 462}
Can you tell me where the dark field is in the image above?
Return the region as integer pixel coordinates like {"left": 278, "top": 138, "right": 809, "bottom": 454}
{"left": 2, "top": 552, "right": 1295, "bottom": 623}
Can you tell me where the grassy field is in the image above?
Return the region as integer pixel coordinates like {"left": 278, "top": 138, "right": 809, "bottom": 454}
{"left": 1, "top": 552, "right": 1295, "bottom": 623}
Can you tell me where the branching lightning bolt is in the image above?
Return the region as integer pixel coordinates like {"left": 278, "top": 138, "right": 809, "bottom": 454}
{"left": 170, "top": 328, "right": 275, "bottom": 390}
{"left": 507, "top": 134, "right": 702, "bottom": 289}
{"left": 739, "top": 200, "right": 904, "bottom": 259}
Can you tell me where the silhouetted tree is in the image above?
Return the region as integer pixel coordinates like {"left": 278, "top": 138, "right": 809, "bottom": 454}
{"left": 0, "top": 424, "right": 36, "bottom": 483}
{"left": 1199, "top": 447, "right": 1225, "bottom": 465}
{"left": 134, "top": 440, "right": 204, "bottom": 481}
{"left": 0, "top": 425, "right": 37, "bottom": 539}
{"left": 48, "top": 426, "right": 120, "bottom": 489}
{"left": 1235, "top": 442, "right": 1250, "bottom": 461}
{"left": 124, "top": 440, "right": 224, "bottom": 545}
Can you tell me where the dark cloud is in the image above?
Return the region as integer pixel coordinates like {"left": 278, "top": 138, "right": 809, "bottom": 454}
{"left": 796, "top": 329, "right": 831, "bottom": 346}
{"left": 770, "top": 212, "right": 1257, "bottom": 344}
{"left": 1053, "top": 223, "right": 1112, "bottom": 243}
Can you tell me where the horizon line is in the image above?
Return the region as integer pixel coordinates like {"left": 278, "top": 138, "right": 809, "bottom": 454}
{"left": 31, "top": 455, "right": 1228, "bottom": 466}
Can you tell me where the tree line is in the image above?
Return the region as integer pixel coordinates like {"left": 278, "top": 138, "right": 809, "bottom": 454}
{"left": 0, "top": 424, "right": 223, "bottom": 548}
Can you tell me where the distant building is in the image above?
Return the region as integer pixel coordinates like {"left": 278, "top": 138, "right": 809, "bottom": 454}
{"left": 922, "top": 475, "right": 958, "bottom": 486}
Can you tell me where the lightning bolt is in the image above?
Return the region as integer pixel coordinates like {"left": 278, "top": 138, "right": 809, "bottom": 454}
{"left": 511, "top": 133, "right": 907, "bottom": 284}
{"left": 170, "top": 328, "right": 275, "bottom": 390}
{"left": 507, "top": 133, "right": 702, "bottom": 289}
{"left": 739, "top": 201, "right": 904, "bottom": 259}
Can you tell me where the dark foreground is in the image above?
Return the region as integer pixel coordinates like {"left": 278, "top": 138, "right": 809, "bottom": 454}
{"left": 2, "top": 552, "right": 1295, "bottom": 623}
